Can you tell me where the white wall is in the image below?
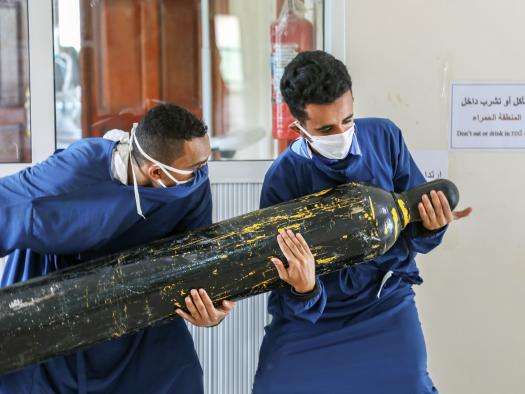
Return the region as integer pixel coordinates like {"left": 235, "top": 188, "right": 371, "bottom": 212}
{"left": 346, "top": 1, "right": 524, "bottom": 393}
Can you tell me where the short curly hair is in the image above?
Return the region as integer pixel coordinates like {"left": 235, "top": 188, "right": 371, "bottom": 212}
{"left": 135, "top": 103, "right": 208, "bottom": 164}
{"left": 280, "top": 51, "right": 352, "bottom": 123}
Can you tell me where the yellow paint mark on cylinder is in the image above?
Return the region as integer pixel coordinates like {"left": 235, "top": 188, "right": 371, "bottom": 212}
{"left": 312, "top": 189, "right": 331, "bottom": 197}
{"left": 368, "top": 196, "right": 376, "bottom": 221}
{"left": 317, "top": 256, "right": 337, "bottom": 265}
{"left": 241, "top": 223, "right": 264, "bottom": 234}
{"left": 396, "top": 198, "right": 410, "bottom": 227}
{"left": 246, "top": 235, "right": 267, "bottom": 245}
{"left": 277, "top": 223, "right": 301, "bottom": 233}
{"left": 390, "top": 208, "right": 399, "bottom": 235}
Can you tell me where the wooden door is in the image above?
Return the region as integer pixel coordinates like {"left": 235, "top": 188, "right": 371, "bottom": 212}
{"left": 79, "top": 0, "right": 202, "bottom": 137}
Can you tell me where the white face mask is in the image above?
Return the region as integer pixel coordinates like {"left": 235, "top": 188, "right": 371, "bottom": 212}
{"left": 129, "top": 123, "right": 197, "bottom": 218}
{"left": 293, "top": 120, "right": 355, "bottom": 160}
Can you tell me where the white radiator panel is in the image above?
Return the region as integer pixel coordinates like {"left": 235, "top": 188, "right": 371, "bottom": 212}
{"left": 188, "top": 182, "right": 271, "bottom": 394}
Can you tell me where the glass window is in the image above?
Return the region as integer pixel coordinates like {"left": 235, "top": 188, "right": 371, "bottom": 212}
{"left": 0, "top": 0, "right": 30, "bottom": 163}
{"left": 210, "top": 0, "right": 324, "bottom": 159}
{"left": 53, "top": 0, "right": 324, "bottom": 160}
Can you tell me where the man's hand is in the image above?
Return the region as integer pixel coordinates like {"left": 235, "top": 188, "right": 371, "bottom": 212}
{"left": 419, "top": 190, "right": 473, "bottom": 230}
{"left": 272, "top": 229, "right": 316, "bottom": 294}
{"left": 176, "top": 289, "right": 235, "bottom": 327}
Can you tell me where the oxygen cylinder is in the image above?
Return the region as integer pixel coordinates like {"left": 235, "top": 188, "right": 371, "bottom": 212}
{"left": 0, "top": 179, "right": 459, "bottom": 374}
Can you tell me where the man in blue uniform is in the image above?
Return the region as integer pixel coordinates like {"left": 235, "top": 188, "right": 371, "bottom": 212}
{"left": 0, "top": 104, "right": 235, "bottom": 394}
{"left": 253, "top": 51, "right": 472, "bottom": 394}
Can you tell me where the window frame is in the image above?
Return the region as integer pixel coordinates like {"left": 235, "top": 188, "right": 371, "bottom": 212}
{"left": 0, "top": 0, "right": 347, "bottom": 182}
{"left": 208, "top": 0, "right": 347, "bottom": 183}
{"left": 0, "top": 0, "right": 56, "bottom": 177}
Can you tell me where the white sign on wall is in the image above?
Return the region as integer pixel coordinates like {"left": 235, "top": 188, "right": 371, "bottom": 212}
{"left": 412, "top": 150, "right": 449, "bottom": 182}
{"left": 451, "top": 83, "right": 525, "bottom": 149}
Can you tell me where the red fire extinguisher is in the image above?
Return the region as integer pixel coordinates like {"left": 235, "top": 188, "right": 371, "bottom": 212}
{"left": 271, "top": 0, "right": 314, "bottom": 153}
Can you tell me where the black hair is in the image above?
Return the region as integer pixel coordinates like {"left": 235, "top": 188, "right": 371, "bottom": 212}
{"left": 134, "top": 103, "right": 208, "bottom": 164}
{"left": 280, "top": 50, "right": 352, "bottom": 123}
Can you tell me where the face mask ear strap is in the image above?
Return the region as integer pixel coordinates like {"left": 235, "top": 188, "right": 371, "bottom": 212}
{"left": 292, "top": 120, "right": 313, "bottom": 141}
{"left": 131, "top": 169, "right": 145, "bottom": 219}
{"left": 156, "top": 178, "right": 167, "bottom": 188}
{"left": 153, "top": 164, "right": 195, "bottom": 186}
{"left": 131, "top": 124, "right": 194, "bottom": 176}
{"left": 157, "top": 165, "right": 182, "bottom": 185}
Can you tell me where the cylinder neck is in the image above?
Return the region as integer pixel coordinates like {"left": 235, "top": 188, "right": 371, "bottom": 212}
{"left": 392, "top": 192, "right": 413, "bottom": 228}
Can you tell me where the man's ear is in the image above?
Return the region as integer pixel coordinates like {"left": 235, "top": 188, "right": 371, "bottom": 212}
{"left": 289, "top": 120, "right": 301, "bottom": 134}
{"left": 146, "top": 164, "right": 162, "bottom": 182}
{"left": 290, "top": 120, "right": 311, "bottom": 141}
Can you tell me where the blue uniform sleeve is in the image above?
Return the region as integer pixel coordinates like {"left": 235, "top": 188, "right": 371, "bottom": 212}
{"left": 0, "top": 174, "right": 131, "bottom": 256}
{"left": 268, "top": 278, "right": 327, "bottom": 324}
{"left": 0, "top": 172, "right": 46, "bottom": 257}
{"left": 0, "top": 141, "right": 131, "bottom": 256}
{"left": 260, "top": 163, "right": 328, "bottom": 323}
{"left": 391, "top": 124, "right": 447, "bottom": 254}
